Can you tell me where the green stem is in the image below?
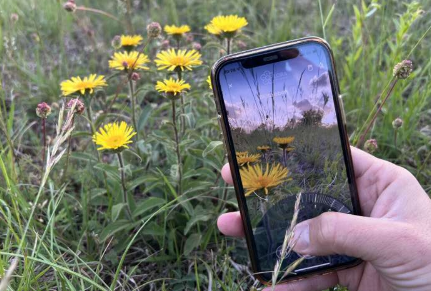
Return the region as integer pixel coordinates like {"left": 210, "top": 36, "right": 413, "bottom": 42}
{"left": 177, "top": 70, "right": 186, "bottom": 135}
{"left": 394, "top": 129, "right": 398, "bottom": 149}
{"left": 171, "top": 99, "right": 183, "bottom": 196}
{"left": 42, "top": 118, "right": 46, "bottom": 171}
{"left": 356, "top": 78, "right": 398, "bottom": 148}
{"left": 226, "top": 38, "right": 231, "bottom": 55}
{"left": 117, "top": 152, "right": 133, "bottom": 219}
{"left": 128, "top": 78, "right": 138, "bottom": 140}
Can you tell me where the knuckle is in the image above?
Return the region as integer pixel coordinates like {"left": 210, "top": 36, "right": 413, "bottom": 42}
{"left": 316, "top": 212, "right": 339, "bottom": 246}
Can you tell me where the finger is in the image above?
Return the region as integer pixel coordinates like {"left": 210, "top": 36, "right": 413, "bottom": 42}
{"left": 349, "top": 146, "right": 378, "bottom": 179}
{"left": 292, "top": 212, "right": 403, "bottom": 261}
{"left": 217, "top": 212, "right": 245, "bottom": 237}
{"left": 262, "top": 272, "right": 339, "bottom": 291}
{"left": 221, "top": 163, "right": 233, "bottom": 185}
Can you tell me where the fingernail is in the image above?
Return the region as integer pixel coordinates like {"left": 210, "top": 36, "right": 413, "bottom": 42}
{"left": 292, "top": 222, "right": 310, "bottom": 253}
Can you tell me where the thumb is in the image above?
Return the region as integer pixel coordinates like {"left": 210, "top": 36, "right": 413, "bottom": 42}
{"left": 291, "top": 212, "right": 402, "bottom": 262}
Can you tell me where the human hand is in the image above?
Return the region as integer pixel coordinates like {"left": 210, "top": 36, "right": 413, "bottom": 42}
{"left": 217, "top": 146, "right": 431, "bottom": 291}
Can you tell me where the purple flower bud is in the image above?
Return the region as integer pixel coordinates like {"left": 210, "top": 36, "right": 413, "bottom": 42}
{"left": 147, "top": 22, "right": 162, "bottom": 38}
{"left": 161, "top": 39, "right": 170, "bottom": 50}
{"left": 192, "top": 42, "right": 202, "bottom": 51}
{"left": 67, "top": 99, "right": 85, "bottom": 115}
{"left": 131, "top": 72, "right": 140, "bottom": 81}
{"left": 36, "top": 102, "right": 52, "bottom": 119}
{"left": 63, "top": 0, "right": 77, "bottom": 12}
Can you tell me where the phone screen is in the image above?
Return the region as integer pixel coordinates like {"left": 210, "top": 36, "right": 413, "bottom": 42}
{"left": 216, "top": 41, "right": 358, "bottom": 281}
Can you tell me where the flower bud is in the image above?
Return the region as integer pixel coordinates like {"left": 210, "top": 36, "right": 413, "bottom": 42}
{"left": 192, "top": 42, "right": 202, "bottom": 51}
{"left": 131, "top": 72, "right": 140, "bottom": 81}
{"left": 63, "top": 0, "right": 77, "bottom": 12}
{"left": 364, "top": 139, "right": 378, "bottom": 154}
{"left": 67, "top": 99, "right": 85, "bottom": 115}
{"left": 147, "top": 22, "right": 162, "bottom": 38}
{"left": 393, "top": 60, "right": 413, "bottom": 79}
{"left": 161, "top": 39, "right": 170, "bottom": 50}
{"left": 392, "top": 117, "right": 403, "bottom": 129}
{"left": 36, "top": 102, "right": 52, "bottom": 119}
{"left": 10, "top": 13, "right": 19, "bottom": 24}
{"left": 186, "top": 34, "right": 194, "bottom": 43}
{"left": 111, "top": 35, "right": 122, "bottom": 50}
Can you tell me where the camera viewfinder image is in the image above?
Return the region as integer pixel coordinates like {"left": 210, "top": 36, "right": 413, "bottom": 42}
{"left": 219, "top": 42, "right": 356, "bottom": 280}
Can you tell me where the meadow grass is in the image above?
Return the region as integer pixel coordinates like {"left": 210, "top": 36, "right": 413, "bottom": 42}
{"left": 1, "top": 0, "right": 431, "bottom": 290}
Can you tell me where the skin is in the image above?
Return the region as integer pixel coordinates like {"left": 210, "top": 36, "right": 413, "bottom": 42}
{"left": 217, "top": 147, "right": 431, "bottom": 291}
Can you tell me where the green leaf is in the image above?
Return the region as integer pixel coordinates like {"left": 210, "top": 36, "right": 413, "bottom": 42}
{"left": 94, "top": 163, "right": 121, "bottom": 182}
{"left": 132, "top": 197, "right": 166, "bottom": 218}
{"left": 99, "top": 219, "right": 132, "bottom": 242}
{"left": 111, "top": 203, "right": 126, "bottom": 221}
{"left": 141, "top": 222, "right": 165, "bottom": 236}
{"left": 138, "top": 106, "right": 153, "bottom": 131}
{"left": 184, "top": 213, "right": 213, "bottom": 235}
{"left": 183, "top": 233, "right": 201, "bottom": 256}
{"left": 202, "top": 141, "right": 223, "bottom": 158}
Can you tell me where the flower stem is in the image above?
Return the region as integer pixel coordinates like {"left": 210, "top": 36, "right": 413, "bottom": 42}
{"left": 227, "top": 38, "right": 231, "bottom": 55}
{"left": 117, "top": 152, "right": 133, "bottom": 219}
{"left": 42, "top": 118, "right": 46, "bottom": 170}
{"left": 76, "top": 6, "right": 120, "bottom": 22}
{"left": 394, "top": 129, "right": 398, "bottom": 148}
{"left": 171, "top": 99, "right": 183, "bottom": 196}
{"left": 356, "top": 78, "right": 398, "bottom": 148}
{"left": 128, "top": 78, "right": 139, "bottom": 140}
{"left": 176, "top": 70, "right": 186, "bottom": 135}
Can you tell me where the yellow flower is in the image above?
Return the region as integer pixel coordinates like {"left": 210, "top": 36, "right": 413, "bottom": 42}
{"left": 257, "top": 145, "right": 271, "bottom": 152}
{"left": 155, "top": 49, "right": 202, "bottom": 71}
{"left": 236, "top": 153, "right": 261, "bottom": 166}
{"left": 155, "top": 77, "right": 191, "bottom": 96}
{"left": 273, "top": 136, "right": 295, "bottom": 148}
{"left": 236, "top": 151, "right": 249, "bottom": 157}
{"left": 60, "top": 74, "right": 107, "bottom": 96}
{"left": 109, "top": 51, "right": 150, "bottom": 71}
{"left": 92, "top": 121, "right": 136, "bottom": 151}
{"left": 207, "top": 76, "right": 212, "bottom": 90}
{"left": 120, "top": 35, "right": 143, "bottom": 48}
{"left": 204, "top": 24, "right": 222, "bottom": 36}
{"left": 205, "top": 15, "right": 248, "bottom": 37}
{"left": 240, "top": 163, "right": 290, "bottom": 196}
{"left": 164, "top": 24, "right": 190, "bottom": 36}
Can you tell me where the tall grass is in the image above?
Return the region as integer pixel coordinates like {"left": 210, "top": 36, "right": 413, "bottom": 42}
{"left": 1, "top": 0, "right": 430, "bottom": 290}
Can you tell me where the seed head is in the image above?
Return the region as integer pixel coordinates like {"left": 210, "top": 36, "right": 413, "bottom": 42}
{"left": 147, "top": 22, "right": 162, "bottom": 38}
{"left": 36, "top": 102, "right": 52, "bottom": 119}
{"left": 67, "top": 99, "right": 85, "bottom": 115}
{"left": 111, "top": 35, "right": 122, "bottom": 50}
{"left": 364, "top": 139, "right": 378, "bottom": 154}
{"left": 63, "top": 0, "right": 77, "bottom": 12}
{"left": 393, "top": 60, "right": 413, "bottom": 79}
{"left": 392, "top": 117, "right": 403, "bottom": 129}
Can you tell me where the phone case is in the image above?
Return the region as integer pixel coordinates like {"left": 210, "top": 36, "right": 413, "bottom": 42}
{"left": 211, "top": 36, "right": 363, "bottom": 285}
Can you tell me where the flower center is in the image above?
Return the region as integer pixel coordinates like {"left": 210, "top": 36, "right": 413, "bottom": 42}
{"left": 107, "top": 135, "right": 123, "bottom": 147}
{"left": 172, "top": 56, "right": 186, "bottom": 65}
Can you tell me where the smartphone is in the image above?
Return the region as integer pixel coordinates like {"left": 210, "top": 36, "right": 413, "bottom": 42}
{"left": 211, "top": 37, "right": 362, "bottom": 284}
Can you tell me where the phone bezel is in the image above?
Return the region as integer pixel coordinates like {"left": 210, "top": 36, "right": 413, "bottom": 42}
{"left": 211, "top": 36, "right": 363, "bottom": 285}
